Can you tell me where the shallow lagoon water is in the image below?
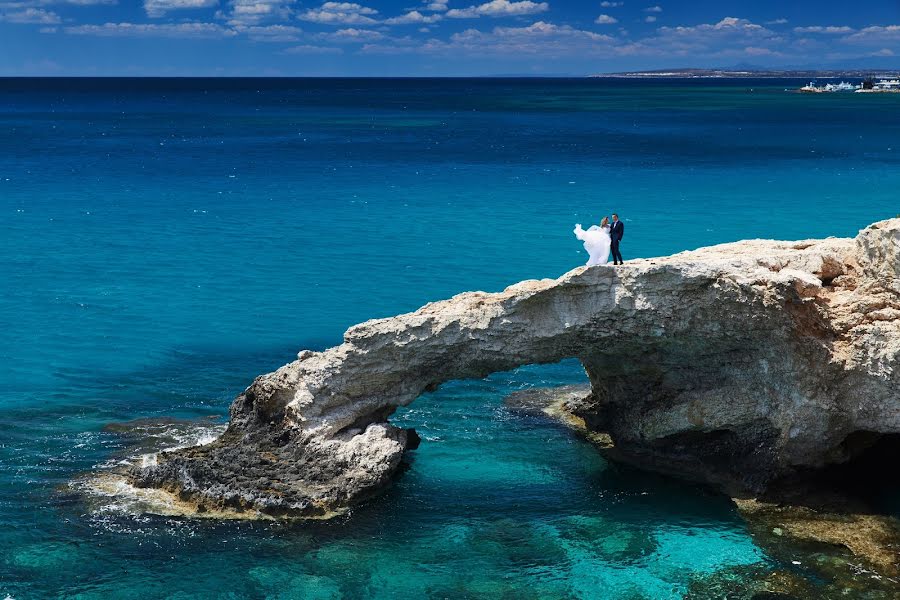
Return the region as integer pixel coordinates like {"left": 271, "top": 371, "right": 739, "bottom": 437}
{"left": 2, "top": 78, "right": 899, "bottom": 598}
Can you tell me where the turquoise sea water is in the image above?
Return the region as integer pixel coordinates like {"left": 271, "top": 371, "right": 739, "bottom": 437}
{"left": 2, "top": 78, "right": 899, "bottom": 598}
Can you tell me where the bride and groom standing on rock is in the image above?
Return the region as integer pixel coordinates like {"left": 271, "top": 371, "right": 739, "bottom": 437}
{"left": 574, "top": 213, "right": 624, "bottom": 266}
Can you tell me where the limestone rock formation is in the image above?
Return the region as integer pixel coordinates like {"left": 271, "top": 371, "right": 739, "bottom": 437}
{"left": 131, "top": 219, "right": 900, "bottom": 518}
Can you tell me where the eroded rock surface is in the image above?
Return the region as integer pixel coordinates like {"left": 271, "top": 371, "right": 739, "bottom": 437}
{"left": 131, "top": 219, "right": 900, "bottom": 518}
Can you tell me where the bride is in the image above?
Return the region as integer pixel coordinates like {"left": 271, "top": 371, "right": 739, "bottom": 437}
{"left": 574, "top": 217, "right": 611, "bottom": 266}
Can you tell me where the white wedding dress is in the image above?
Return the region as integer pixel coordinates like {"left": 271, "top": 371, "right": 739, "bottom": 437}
{"left": 574, "top": 224, "right": 611, "bottom": 266}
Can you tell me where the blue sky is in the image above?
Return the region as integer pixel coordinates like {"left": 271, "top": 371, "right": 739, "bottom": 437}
{"left": 2, "top": 0, "right": 900, "bottom": 75}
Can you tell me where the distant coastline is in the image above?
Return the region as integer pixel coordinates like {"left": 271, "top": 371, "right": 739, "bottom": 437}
{"left": 596, "top": 68, "right": 900, "bottom": 79}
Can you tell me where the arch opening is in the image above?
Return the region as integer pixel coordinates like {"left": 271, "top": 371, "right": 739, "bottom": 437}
{"left": 388, "top": 358, "right": 592, "bottom": 438}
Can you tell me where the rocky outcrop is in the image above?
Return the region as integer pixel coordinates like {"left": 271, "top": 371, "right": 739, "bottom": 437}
{"left": 131, "top": 219, "right": 900, "bottom": 518}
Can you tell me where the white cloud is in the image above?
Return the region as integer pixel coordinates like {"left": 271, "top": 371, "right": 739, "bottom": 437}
{"left": 21, "top": 1, "right": 894, "bottom": 69}
{"left": 144, "top": 0, "right": 217, "bottom": 18}
{"left": 298, "top": 1, "right": 378, "bottom": 25}
{"left": 446, "top": 0, "right": 548, "bottom": 19}
{"left": 793, "top": 25, "right": 853, "bottom": 34}
{"left": 321, "top": 1, "right": 373, "bottom": 12}
{"left": 486, "top": 20, "right": 612, "bottom": 40}
{"left": 363, "top": 20, "right": 617, "bottom": 56}
{"left": 716, "top": 17, "right": 749, "bottom": 28}
{"left": 743, "top": 45, "right": 781, "bottom": 56}
{"left": 0, "top": 0, "right": 115, "bottom": 6}
{"left": 385, "top": 9, "right": 441, "bottom": 24}
{"left": 282, "top": 43, "right": 342, "bottom": 53}
{"left": 317, "top": 26, "right": 384, "bottom": 41}
{"left": 0, "top": 7, "right": 59, "bottom": 22}
{"left": 625, "top": 17, "right": 778, "bottom": 59}
{"left": 843, "top": 25, "right": 900, "bottom": 45}
{"left": 600, "top": 1, "right": 622, "bottom": 6}
{"left": 358, "top": 13, "right": 872, "bottom": 65}
{"left": 665, "top": 16, "right": 768, "bottom": 33}
{"left": 237, "top": 23, "right": 303, "bottom": 41}
{"left": 225, "top": 0, "right": 294, "bottom": 26}
{"left": 65, "top": 21, "right": 236, "bottom": 37}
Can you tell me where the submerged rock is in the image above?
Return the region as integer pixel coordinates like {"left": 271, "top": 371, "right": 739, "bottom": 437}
{"left": 735, "top": 498, "right": 900, "bottom": 579}
{"left": 683, "top": 564, "right": 816, "bottom": 600}
{"left": 129, "top": 219, "right": 900, "bottom": 519}
{"left": 504, "top": 384, "right": 592, "bottom": 419}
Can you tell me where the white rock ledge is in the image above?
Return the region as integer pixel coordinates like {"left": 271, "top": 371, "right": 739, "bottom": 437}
{"left": 131, "top": 219, "right": 900, "bottom": 518}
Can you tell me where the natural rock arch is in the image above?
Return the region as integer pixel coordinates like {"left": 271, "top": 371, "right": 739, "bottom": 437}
{"left": 132, "top": 219, "right": 900, "bottom": 518}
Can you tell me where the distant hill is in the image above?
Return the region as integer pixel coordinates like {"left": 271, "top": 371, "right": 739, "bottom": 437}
{"left": 596, "top": 68, "right": 899, "bottom": 79}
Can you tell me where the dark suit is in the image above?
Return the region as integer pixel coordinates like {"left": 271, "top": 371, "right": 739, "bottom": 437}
{"left": 610, "top": 220, "right": 624, "bottom": 264}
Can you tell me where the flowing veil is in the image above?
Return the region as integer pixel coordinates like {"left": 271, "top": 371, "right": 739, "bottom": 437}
{"left": 574, "top": 224, "right": 611, "bottom": 266}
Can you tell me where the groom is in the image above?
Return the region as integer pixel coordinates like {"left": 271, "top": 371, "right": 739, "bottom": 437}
{"left": 610, "top": 213, "right": 624, "bottom": 265}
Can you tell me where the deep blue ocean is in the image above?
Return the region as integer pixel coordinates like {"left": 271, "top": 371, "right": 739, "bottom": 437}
{"left": 2, "top": 78, "right": 899, "bottom": 599}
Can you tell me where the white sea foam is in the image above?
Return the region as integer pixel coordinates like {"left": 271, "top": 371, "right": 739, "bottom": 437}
{"left": 161, "top": 424, "right": 222, "bottom": 452}
{"left": 80, "top": 472, "right": 193, "bottom": 518}
{"left": 126, "top": 422, "right": 223, "bottom": 472}
{"left": 78, "top": 420, "right": 226, "bottom": 519}
{"left": 76, "top": 472, "right": 270, "bottom": 522}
